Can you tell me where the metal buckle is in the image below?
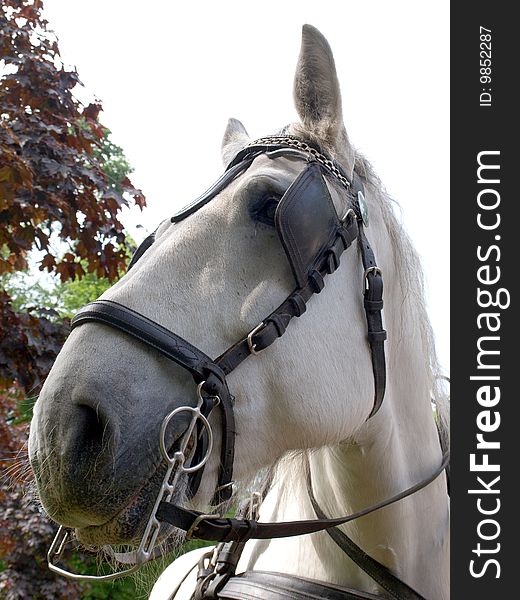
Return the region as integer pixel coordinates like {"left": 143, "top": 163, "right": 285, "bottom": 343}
{"left": 247, "top": 323, "right": 264, "bottom": 355}
{"left": 186, "top": 513, "right": 221, "bottom": 540}
{"left": 364, "top": 266, "right": 382, "bottom": 290}
{"left": 340, "top": 207, "right": 355, "bottom": 224}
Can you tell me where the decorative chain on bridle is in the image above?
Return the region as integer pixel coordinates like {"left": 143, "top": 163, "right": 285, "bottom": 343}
{"left": 249, "top": 135, "right": 352, "bottom": 190}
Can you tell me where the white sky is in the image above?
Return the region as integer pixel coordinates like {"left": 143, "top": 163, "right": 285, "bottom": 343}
{"left": 42, "top": 0, "right": 450, "bottom": 372}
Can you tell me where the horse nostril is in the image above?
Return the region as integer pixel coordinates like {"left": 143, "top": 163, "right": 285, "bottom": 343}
{"left": 69, "top": 403, "right": 113, "bottom": 463}
{"left": 79, "top": 404, "right": 104, "bottom": 442}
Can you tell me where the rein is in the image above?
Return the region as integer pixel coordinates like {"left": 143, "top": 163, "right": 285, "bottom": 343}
{"left": 157, "top": 452, "right": 450, "bottom": 543}
{"left": 170, "top": 454, "right": 449, "bottom": 599}
{"left": 46, "top": 136, "right": 447, "bottom": 594}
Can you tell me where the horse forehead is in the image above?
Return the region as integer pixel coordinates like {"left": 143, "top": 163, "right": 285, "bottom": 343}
{"left": 246, "top": 153, "right": 308, "bottom": 184}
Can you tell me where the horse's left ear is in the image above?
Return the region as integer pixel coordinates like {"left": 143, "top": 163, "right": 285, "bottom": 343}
{"left": 293, "top": 25, "right": 353, "bottom": 171}
{"left": 221, "top": 118, "right": 250, "bottom": 166}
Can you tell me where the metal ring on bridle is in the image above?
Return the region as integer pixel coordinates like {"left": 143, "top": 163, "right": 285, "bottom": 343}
{"left": 159, "top": 405, "right": 213, "bottom": 472}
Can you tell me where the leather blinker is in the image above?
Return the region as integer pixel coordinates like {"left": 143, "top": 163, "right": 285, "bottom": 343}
{"left": 275, "top": 162, "right": 341, "bottom": 288}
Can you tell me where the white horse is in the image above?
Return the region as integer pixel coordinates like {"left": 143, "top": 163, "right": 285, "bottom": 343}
{"left": 29, "top": 25, "right": 449, "bottom": 599}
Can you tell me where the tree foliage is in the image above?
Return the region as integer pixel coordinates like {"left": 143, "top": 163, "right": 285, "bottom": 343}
{"left": 0, "top": 1, "right": 146, "bottom": 597}
{"left": 0, "top": 293, "right": 68, "bottom": 391}
{"left": 0, "top": 391, "right": 82, "bottom": 599}
{"left": 0, "top": 0, "right": 146, "bottom": 387}
{"left": 3, "top": 268, "right": 113, "bottom": 320}
{"left": 0, "top": 0, "right": 145, "bottom": 283}
{"left": 0, "top": 388, "right": 139, "bottom": 598}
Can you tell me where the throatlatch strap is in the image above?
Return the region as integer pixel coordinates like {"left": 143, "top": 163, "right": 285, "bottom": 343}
{"left": 350, "top": 174, "right": 387, "bottom": 418}
{"left": 358, "top": 226, "right": 386, "bottom": 418}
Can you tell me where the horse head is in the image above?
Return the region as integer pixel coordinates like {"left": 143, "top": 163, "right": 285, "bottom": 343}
{"left": 29, "top": 28, "right": 447, "bottom": 598}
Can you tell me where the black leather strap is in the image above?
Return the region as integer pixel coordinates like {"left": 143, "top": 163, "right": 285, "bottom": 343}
{"left": 358, "top": 226, "right": 386, "bottom": 418}
{"left": 218, "top": 571, "right": 386, "bottom": 600}
{"left": 71, "top": 300, "right": 224, "bottom": 384}
{"left": 127, "top": 231, "right": 157, "bottom": 270}
{"left": 216, "top": 215, "right": 359, "bottom": 376}
{"left": 171, "top": 156, "right": 256, "bottom": 223}
{"left": 350, "top": 174, "right": 387, "bottom": 418}
{"left": 156, "top": 453, "right": 449, "bottom": 543}
{"left": 308, "top": 478, "right": 426, "bottom": 600}
{"left": 210, "top": 389, "right": 236, "bottom": 505}
{"left": 187, "top": 391, "right": 236, "bottom": 506}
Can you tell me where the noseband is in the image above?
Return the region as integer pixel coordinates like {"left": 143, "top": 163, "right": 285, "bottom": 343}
{"left": 47, "top": 137, "right": 446, "bottom": 593}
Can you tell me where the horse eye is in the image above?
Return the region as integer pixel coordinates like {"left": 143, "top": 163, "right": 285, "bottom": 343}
{"left": 252, "top": 194, "right": 281, "bottom": 226}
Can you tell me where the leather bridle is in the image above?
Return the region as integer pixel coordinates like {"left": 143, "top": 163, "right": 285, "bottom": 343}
{"left": 71, "top": 135, "right": 387, "bottom": 507}
{"left": 47, "top": 136, "right": 448, "bottom": 597}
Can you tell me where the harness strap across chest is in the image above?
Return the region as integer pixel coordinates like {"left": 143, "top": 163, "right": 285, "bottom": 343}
{"left": 307, "top": 483, "right": 426, "bottom": 600}
{"left": 217, "top": 571, "right": 386, "bottom": 600}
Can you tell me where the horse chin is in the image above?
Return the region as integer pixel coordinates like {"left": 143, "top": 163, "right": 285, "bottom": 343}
{"left": 75, "top": 467, "right": 188, "bottom": 547}
{"left": 74, "top": 489, "right": 153, "bottom": 546}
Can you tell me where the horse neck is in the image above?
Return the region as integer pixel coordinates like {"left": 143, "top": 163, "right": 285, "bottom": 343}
{"left": 309, "top": 350, "right": 449, "bottom": 598}
{"left": 238, "top": 276, "right": 449, "bottom": 600}
{"left": 239, "top": 382, "right": 449, "bottom": 598}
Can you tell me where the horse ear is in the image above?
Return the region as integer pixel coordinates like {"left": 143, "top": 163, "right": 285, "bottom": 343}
{"left": 221, "top": 118, "right": 250, "bottom": 166}
{"left": 293, "top": 25, "right": 353, "bottom": 168}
